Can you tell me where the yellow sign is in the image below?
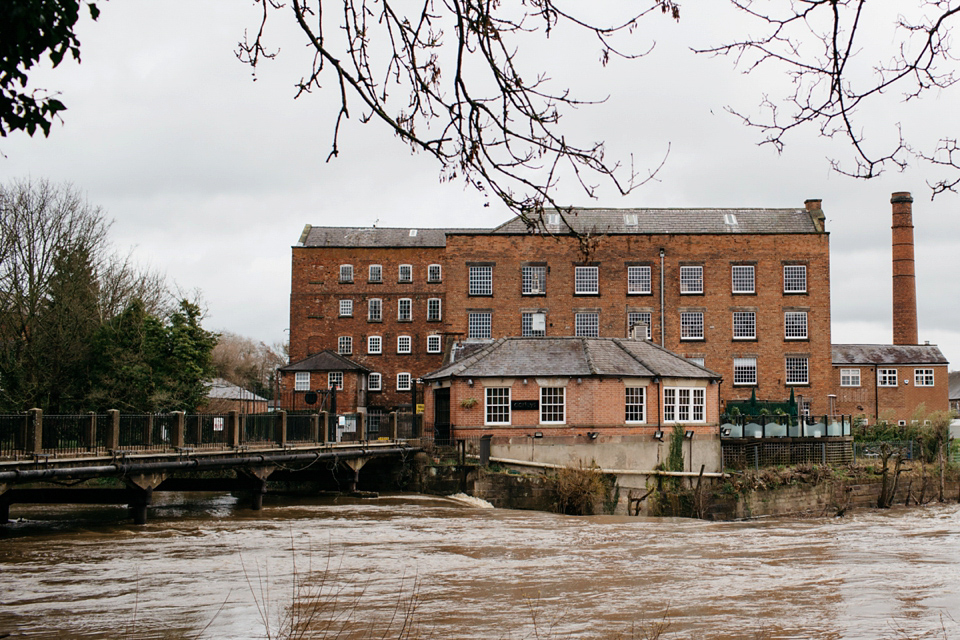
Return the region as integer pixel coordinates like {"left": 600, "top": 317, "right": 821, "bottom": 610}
{"left": 416, "top": 404, "right": 425, "bottom": 414}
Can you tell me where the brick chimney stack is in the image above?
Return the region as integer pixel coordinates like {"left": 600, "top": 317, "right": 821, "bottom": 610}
{"left": 891, "top": 192, "right": 918, "bottom": 345}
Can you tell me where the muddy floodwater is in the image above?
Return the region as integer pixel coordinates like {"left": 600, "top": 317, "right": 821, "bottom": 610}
{"left": 1, "top": 493, "right": 959, "bottom": 639}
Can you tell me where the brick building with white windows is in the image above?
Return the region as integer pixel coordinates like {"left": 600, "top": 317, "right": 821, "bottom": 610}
{"left": 284, "top": 199, "right": 838, "bottom": 423}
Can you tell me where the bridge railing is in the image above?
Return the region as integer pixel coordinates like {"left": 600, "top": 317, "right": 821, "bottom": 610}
{"left": 0, "top": 414, "right": 26, "bottom": 457}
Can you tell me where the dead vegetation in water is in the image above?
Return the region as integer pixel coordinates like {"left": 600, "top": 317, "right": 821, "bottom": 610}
{"left": 546, "top": 463, "right": 617, "bottom": 516}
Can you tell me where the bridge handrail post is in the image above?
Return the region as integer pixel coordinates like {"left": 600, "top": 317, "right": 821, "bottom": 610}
{"left": 311, "top": 413, "right": 320, "bottom": 443}
{"left": 171, "top": 411, "right": 185, "bottom": 449}
{"left": 106, "top": 409, "right": 120, "bottom": 451}
{"left": 359, "top": 412, "right": 367, "bottom": 442}
{"left": 27, "top": 408, "right": 43, "bottom": 454}
{"left": 228, "top": 410, "right": 240, "bottom": 447}
{"left": 276, "top": 410, "right": 287, "bottom": 447}
{"left": 389, "top": 411, "right": 398, "bottom": 441}
{"left": 319, "top": 411, "right": 329, "bottom": 444}
{"left": 86, "top": 411, "right": 97, "bottom": 451}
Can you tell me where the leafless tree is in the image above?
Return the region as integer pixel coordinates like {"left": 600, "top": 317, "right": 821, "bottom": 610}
{"left": 213, "top": 331, "right": 286, "bottom": 397}
{"left": 699, "top": 1, "right": 960, "bottom": 198}
{"left": 237, "top": 0, "right": 679, "bottom": 230}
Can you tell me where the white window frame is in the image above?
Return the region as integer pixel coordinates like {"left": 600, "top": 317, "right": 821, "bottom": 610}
{"left": 522, "top": 265, "right": 547, "bottom": 295}
{"left": 680, "top": 266, "right": 703, "bottom": 294}
{"left": 627, "top": 312, "right": 652, "bottom": 340}
{"left": 427, "top": 335, "right": 442, "bottom": 353}
{"left": 785, "top": 357, "right": 809, "bottom": 385}
{"left": 368, "top": 298, "right": 382, "bottom": 322}
{"left": 540, "top": 387, "right": 566, "bottom": 424}
{"left": 367, "top": 335, "right": 382, "bottom": 355}
{"left": 485, "top": 387, "right": 511, "bottom": 425}
{"left": 784, "top": 311, "right": 808, "bottom": 339}
{"left": 294, "top": 372, "right": 310, "bottom": 391}
{"left": 627, "top": 266, "right": 652, "bottom": 295}
{"left": 368, "top": 264, "right": 382, "bottom": 283}
{"left": 368, "top": 372, "right": 382, "bottom": 391}
{"left": 681, "top": 311, "right": 704, "bottom": 340}
{"left": 734, "top": 357, "right": 757, "bottom": 386}
{"left": 575, "top": 266, "right": 599, "bottom": 294}
{"left": 840, "top": 368, "right": 860, "bottom": 387}
{"left": 731, "top": 265, "right": 755, "bottom": 294}
{"left": 328, "top": 371, "right": 343, "bottom": 390}
{"left": 663, "top": 387, "right": 706, "bottom": 423}
{"left": 784, "top": 265, "right": 807, "bottom": 293}
{"left": 427, "top": 298, "right": 442, "bottom": 321}
{"left": 398, "top": 298, "right": 412, "bottom": 321}
{"left": 339, "top": 299, "right": 353, "bottom": 317}
{"left": 575, "top": 312, "right": 599, "bottom": 337}
{"left": 398, "top": 264, "right": 413, "bottom": 283}
{"left": 522, "top": 312, "right": 547, "bottom": 337}
{"left": 733, "top": 311, "right": 756, "bottom": 340}
{"left": 339, "top": 264, "right": 353, "bottom": 283}
{"left": 337, "top": 336, "right": 352, "bottom": 355}
{"left": 397, "top": 335, "right": 412, "bottom": 354}
{"left": 427, "top": 264, "right": 442, "bottom": 283}
{"left": 625, "top": 387, "right": 645, "bottom": 423}
{"left": 469, "top": 266, "right": 493, "bottom": 296}
{"left": 397, "top": 373, "right": 412, "bottom": 391}
{"left": 468, "top": 312, "right": 492, "bottom": 339}
{"left": 915, "top": 368, "right": 935, "bottom": 387}
{"left": 878, "top": 369, "right": 898, "bottom": 387}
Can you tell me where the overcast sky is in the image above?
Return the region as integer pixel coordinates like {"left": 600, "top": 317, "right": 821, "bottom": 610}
{"left": 3, "top": 1, "right": 959, "bottom": 368}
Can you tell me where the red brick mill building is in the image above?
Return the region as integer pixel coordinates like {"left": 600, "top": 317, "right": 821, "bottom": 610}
{"left": 281, "top": 199, "right": 843, "bottom": 431}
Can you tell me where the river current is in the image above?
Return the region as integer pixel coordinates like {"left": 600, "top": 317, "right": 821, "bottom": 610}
{"left": 1, "top": 493, "right": 958, "bottom": 639}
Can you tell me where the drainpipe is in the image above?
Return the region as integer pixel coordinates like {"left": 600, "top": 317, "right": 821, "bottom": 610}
{"left": 659, "top": 248, "right": 666, "bottom": 347}
{"left": 874, "top": 364, "right": 879, "bottom": 422}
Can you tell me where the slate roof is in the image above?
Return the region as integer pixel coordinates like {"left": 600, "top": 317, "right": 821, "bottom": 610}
{"left": 299, "top": 225, "right": 457, "bottom": 248}
{"left": 480, "top": 207, "right": 821, "bottom": 235}
{"left": 423, "top": 337, "right": 721, "bottom": 381}
{"left": 948, "top": 371, "right": 960, "bottom": 401}
{"left": 279, "top": 350, "right": 369, "bottom": 372}
{"left": 206, "top": 378, "right": 267, "bottom": 402}
{"left": 832, "top": 344, "right": 949, "bottom": 366}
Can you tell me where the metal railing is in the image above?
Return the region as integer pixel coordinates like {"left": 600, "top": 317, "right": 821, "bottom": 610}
{"left": 722, "top": 439, "right": 853, "bottom": 470}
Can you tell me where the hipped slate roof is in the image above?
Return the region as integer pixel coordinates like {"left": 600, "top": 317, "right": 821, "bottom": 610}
{"left": 280, "top": 350, "right": 369, "bottom": 372}
{"left": 206, "top": 378, "right": 267, "bottom": 402}
{"left": 832, "top": 344, "right": 949, "bottom": 366}
{"left": 423, "top": 337, "right": 721, "bottom": 381}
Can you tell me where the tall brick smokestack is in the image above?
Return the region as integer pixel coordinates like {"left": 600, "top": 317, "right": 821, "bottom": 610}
{"left": 891, "top": 192, "right": 918, "bottom": 345}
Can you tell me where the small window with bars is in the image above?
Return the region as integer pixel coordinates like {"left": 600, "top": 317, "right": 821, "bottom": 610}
{"left": 732, "top": 265, "right": 755, "bottom": 293}
{"left": 339, "top": 264, "right": 353, "bottom": 283}
{"left": 522, "top": 312, "right": 546, "bottom": 337}
{"left": 680, "top": 266, "right": 703, "bottom": 294}
{"left": 368, "top": 299, "right": 382, "bottom": 322}
{"left": 397, "top": 335, "right": 412, "bottom": 354}
{"left": 398, "top": 264, "right": 413, "bottom": 283}
{"left": 468, "top": 312, "right": 492, "bottom": 339}
{"left": 786, "top": 357, "right": 809, "bottom": 385}
{"left": 427, "top": 298, "right": 442, "bottom": 321}
{"left": 785, "top": 311, "right": 808, "bottom": 339}
{"left": 575, "top": 312, "right": 599, "bottom": 337}
{"left": 469, "top": 266, "right": 493, "bottom": 296}
{"left": 733, "top": 312, "right": 755, "bottom": 339}
{"left": 428, "top": 264, "right": 442, "bottom": 283}
{"left": 627, "top": 266, "right": 651, "bottom": 294}
{"left": 575, "top": 266, "right": 599, "bottom": 294}
{"left": 681, "top": 312, "right": 704, "bottom": 340}
{"left": 540, "top": 387, "right": 565, "bottom": 424}
{"left": 427, "top": 335, "right": 442, "bottom": 353}
{"left": 338, "top": 336, "right": 352, "bottom": 355}
{"left": 339, "top": 299, "right": 353, "bottom": 317}
{"left": 784, "top": 265, "right": 807, "bottom": 293}
{"left": 398, "top": 298, "right": 412, "bottom": 321}
{"left": 522, "top": 266, "right": 547, "bottom": 295}
{"left": 734, "top": 357, "right": 757, "bottom": 385}
{"left": 627, "top": 312, "right": 651, "bottom": 339}
{"left": 625, "top": 387, "right": 645, "bottom": 423}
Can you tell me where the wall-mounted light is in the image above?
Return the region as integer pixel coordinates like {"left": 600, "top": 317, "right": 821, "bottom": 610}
{"left": 720, "top": 427, "right": 731, "bottom": 437}
{"left": 523, "top": 378, "right": 528, "bottom": 385}
{"left": 534, "top": 432, "right": 543, "bottom": 439}
{"left": 468, "top": 379, "right": 473, "bottom": 386}
{"left": 685, "top": 430, "right": 695, "bottom": 439}
{"left": 653, "top": 430, "right": 664, "bottom": 441}
{"left": 577, "top": 378, "right": 582, "bottom": 385}
{"left": 587, "top": 432, "right": 599, "bottom": 440}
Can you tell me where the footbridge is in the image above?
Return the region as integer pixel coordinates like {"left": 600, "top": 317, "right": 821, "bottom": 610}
{"left": 0, "top": 409, "right": 423, "bottom": 524}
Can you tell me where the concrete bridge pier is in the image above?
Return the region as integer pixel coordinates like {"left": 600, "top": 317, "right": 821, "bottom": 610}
{"left": 125, "top": 473, "right": 166, "bottom": 525}
{"left": 241, "top": 467, "right": 274, "bottom": 511}
{"left": 344, "top": 458, "right": 369, "bottom": 492}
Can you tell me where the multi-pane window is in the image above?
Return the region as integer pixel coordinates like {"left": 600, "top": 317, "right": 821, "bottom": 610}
{"left": 784, "top": 311, "right": 808, "bottom": 339}
{"left": 734, "top": 357, "right": 757, "bottom": 385}
{"left": 427, "top": 335, "right": 442, "bottom": 353}
{"left": 627, "top": 312, "right": 652, "bottom": 339}
{"left": 485, "top": 387, "right": 511, "bottom": 425}
{"left": 680, "top": 266, "right": 703, "bottom": 294}
{"left": 339, "top": 299, "right": 353, "bottom": 317}
{"left": 468, "top": 312, "right": 492, "bottom": 339}
{"left": 368, "top": 299, "right": 382, "bottom": 322}
{"left": 397, "top": 373, "right": 412, "bottom": 391}
{"left": 522, "top": 312, "right": 546, "bottom": 337}
{"left": 368, "top": 335, "right": 382, "bottom": 354}
{"left": 398, "top": 298, "right": 412, "bottom": 321}
{"left": 878, "top": 369, "right": 898, "bottom": 387}
{"left": 338, "top": 336, "right": 352, "bottom": 355}
{"left": 427, "top": 298, "right": 442, "bottom": 321}
{"left": 368, "top": 264, "right": 382, "bottom": 283}
{"left": 627, "top": 266, "right": 652, "bottom": 294}
{"left": 786, "top": 357, "right": 809, "bottom": 385}
{"left": 840, "top": 368, "right": 861, "bottom": 387}
{"left": 733, "top": 312, "right": 756, "bottom": 340}
{"left": 575, "top": 266, "right": 599, "bottom": 294}
{"left": 428, "top": 264, "right": 442, "bottom": 282}
{"left": 397, "top": 335, "right": 412, "bottom": 354}
{"left": 687, "top": 357, "right": 705, "bottom": 367}
{"left": 625, "top": 387, "right": 645, "bottom": 423}
{"left": 731, "top": 265, "right": 755, "bottom": 293}
{"left": 398, "top": 264, "right": 413, "bottom": 283}
{"left": 339, "top": 264, "right": 353, "bottom": 283}
{"left": 469, "top": 266, "right": 493, "bottom": 295}
{"left": 575, "top": 312, "right": 599, "bottom": 337}
{"left": 540, "top": 387, "right": 565, "bottom": 424}
{"left": 784, "top": 265, "right": 807, "bottom": 293}
{"left": 328, "top": 371, "right": 343, "bottom": 390}
{"left": 294, "top": 372, "right": 310, "bottom": 391}
{"left": 663, "top": 387, "right": 706, "bottom": 423}
{"left": 681, "top": 311, "right": 704, "bottom": 340}
{"left": 368, "top": 372, "right": 381, "bottom": 391}
{"left": 522, "top": 266, "right": 547, "bottom": 295}
{"left": 915, "top": 368, "right": 935, "bottom": 386}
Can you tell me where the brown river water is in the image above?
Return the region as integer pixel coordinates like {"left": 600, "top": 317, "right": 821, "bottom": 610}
{"left": 1, "top": 493, "right": 959, "bottom": 639}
